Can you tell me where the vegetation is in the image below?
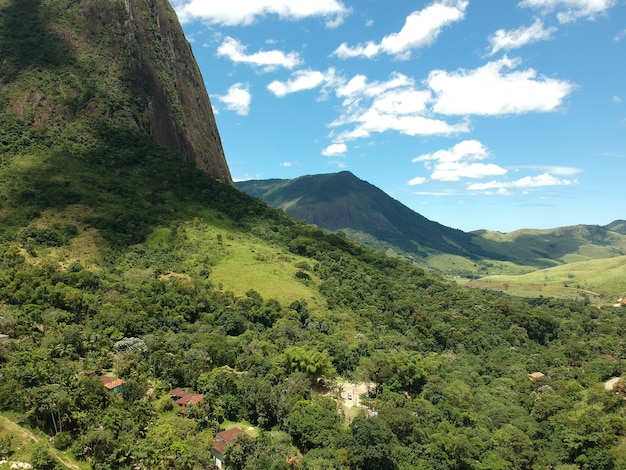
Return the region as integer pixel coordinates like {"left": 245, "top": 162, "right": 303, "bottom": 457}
{"left": 237, "top": 174, "right": 626, "bottom": 286}
{"left": 468, "top": 255, "right": 626, "bottom": 303}
{"left": 2, "top": 0, "right": 626, "bottom": 469}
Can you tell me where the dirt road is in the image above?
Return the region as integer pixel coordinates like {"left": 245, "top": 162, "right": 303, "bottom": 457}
{"left": 0, "top": 415, "right": 82, "bottom": 470}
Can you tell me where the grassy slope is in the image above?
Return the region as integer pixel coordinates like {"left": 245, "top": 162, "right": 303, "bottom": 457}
{"left": 467, "top": 254, "right": 626, "bottom": 303}
{"left": 0, "top": 414, "right": 88, "bottom": 469}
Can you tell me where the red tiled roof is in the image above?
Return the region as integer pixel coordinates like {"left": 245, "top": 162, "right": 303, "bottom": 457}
{"left": 169, "top": 387, "right": 187, "bottom": 397}
{"left": 98, "top": 376, "right": 125, "bottom": 389}
{"left": 217, "top": 427, "right": 247, "bottom": 443}
{"left": 212, "top": 439, "right": 228, "bottom": 454}
{"left": 175, "top": 393, "right": 204, "bottom": 406}
{"left": 169, "top": 388, "right": 203, "bottom": 407}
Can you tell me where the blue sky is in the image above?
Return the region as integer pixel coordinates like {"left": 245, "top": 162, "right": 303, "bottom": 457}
{"left": 171, "top": 0, "right": 626, "bottom": 232}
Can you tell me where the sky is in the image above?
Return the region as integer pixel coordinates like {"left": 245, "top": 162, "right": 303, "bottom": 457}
{"left": 170, "top": 0, "right": 626, "bottom": 233}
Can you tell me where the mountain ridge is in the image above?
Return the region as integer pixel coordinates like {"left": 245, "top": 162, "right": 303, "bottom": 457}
{"left": 237, "top": 171, "right": 626, "bottom": 274}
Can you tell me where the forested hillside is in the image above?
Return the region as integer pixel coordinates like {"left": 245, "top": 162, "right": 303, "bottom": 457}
{"left": 1, "top": 0, "right": 626, "bottom": 469}
{"left": 1, "top": 135, "right": 626, "bottom": 469}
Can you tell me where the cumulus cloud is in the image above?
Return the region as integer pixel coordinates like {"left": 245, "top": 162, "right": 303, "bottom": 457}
{"left": 333, "top": 0, "right": 468, "bottom": 59}
{"left": 428, "top": 56, "right": 574, "bottom": 115}
{"left": 413, "top": 140, "right": 507, "bottom": 181}
{"left": 217, "top": 37, "right": 302, "bottom": 70}
{"left": 518, "top": 0, "right": 617, "bottom": 23}
{"left": 488, "top": 19, "right": 557, "bottom": 55}
{"left": 330, "top": 73, "right": 469, "bottom": 141}
{"left": 217, "top": 83, "right": 251, "bottom": 115}
{"left": 467, "top": 173, "right": 578, "bottom": 190}
{"left": 174, "top": 0, "right": 350, "bottom": 26}
{"left": 322, "top": 143, "right": 348, "bottom": 156}
{"left": 267, "top": 69, "right": 335, "bottom": 97}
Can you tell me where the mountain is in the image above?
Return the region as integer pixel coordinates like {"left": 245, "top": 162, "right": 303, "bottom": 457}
{"left": 3, "top": 2, "right": 626, "bottom": 468}
{"left": 0, "top": 0, "right": 232, "bottom": 183}
{"left": 238, "top": 173, "right": 626, "bottom": 276}
{"left": 237, "top": 171, "right": 500, "bottom": 261}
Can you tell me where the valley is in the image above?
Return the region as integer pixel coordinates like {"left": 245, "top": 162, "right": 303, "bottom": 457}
{"left": 0, "top": 0, "right": 625, "bottom": 469}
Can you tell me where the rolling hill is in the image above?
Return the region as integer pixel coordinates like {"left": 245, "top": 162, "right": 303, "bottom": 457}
{"left": 2, "top": 0, "right": 626, "bottom": 468}
{"left": 237, "top": 172, "right": 626, "bottom": 277}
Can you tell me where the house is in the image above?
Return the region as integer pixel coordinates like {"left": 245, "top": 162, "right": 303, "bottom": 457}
{"left": 98, "top": 376, "right": 125, "bottom": 393}
{"left": 211, "top": 428, "right": 249, "bottom": 469}
{"left": 169, "top": 387, "right": 204, "bottom": 410}
{"left": 527, "top": 372, "right": 545, "bottom": 382}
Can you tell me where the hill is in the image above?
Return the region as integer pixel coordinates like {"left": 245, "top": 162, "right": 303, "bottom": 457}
{"left": 237, "top": 172, "right": 504, "bottom": 262}
{"left": 466, "top": 254, "right": 626, "bottom": 302}
{"left": 237, "top": 173, "right": 626, "bottom": 276}
{"left": 2, "top": 1, "right": 626, "bottom": 469}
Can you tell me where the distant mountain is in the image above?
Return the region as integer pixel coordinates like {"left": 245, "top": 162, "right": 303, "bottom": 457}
{"left": 474, "top": 224, "right": 626, "bottom": 264}
{"left": 237, "top": 172, "right": 626, "bottom": 275}
{"left": 237, "top": 171, "right": 501, "bottom": 262}
{"left": 605, "top": 220, "right": 626, "bottom": 235}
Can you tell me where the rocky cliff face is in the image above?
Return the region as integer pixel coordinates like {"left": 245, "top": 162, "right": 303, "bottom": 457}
{"left": 0, "top": 0, "right": 232, "bottom": 184}
{"left": 121, "top": 0, "right": 232, "bottom": 184}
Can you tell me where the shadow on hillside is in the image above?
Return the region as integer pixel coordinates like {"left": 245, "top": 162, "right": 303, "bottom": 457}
{"left": 0, "top": 0, "right": 74, "bottom": 82}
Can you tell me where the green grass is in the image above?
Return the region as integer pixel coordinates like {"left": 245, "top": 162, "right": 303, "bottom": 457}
{"left": 0, "top": 413, "right": 88, "bottom": 470}
{"left": 207, "top": 231, "right": 324, "bottom": 309}
{"left": 468, "top": 255, "right": 626, "bottom": 303}
{"left": 220, "top": 419, "right": 259, "bottom": 438}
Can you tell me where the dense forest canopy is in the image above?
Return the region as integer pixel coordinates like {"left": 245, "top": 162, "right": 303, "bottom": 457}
{"left": 1, "top": 135, "right": 625, "bottom": 469}
{"left": 1, "top": 0, "right": 626, "bottom": 469}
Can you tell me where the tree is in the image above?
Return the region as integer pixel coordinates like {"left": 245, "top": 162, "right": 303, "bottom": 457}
{"left": 287, "top": 399, "right": 341, "bottom": 451}
{"left": 276, "top": 346, "right": 335, "bottom": 384}
{"left": 30, "top": 442, "right": 57, "bottom": 470}
{"left": 347, "top": 416, "right": 398, "bottom": 470}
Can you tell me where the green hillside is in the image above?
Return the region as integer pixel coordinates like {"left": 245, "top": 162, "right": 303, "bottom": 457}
{"left": 3, "top": 1, "right": 626, "bottom": 469}
{"left": 238, "top": 173, "right": 626, "bottom": 279}
{"left": 468, "top": 255, "right": 626, "bottom": 303}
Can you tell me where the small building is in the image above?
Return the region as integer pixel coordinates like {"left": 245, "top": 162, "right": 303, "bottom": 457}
{"left": 169, "top": 387, "right": 204, "bottom": 410}
{"left": 527, "top": 372, "right": 545, "bottom": 382}
{"left": 98, "top": 376, "right": 125, "bottom": 393}
{"left": 211, "top": 428, "right": 249, "bottom": 469}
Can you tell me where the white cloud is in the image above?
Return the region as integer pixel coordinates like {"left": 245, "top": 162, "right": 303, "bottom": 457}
{"left": 431, "top": 161, "right": 509, "bottom": 181}
{"left": 408, "top": 176, "right": 428, "bottom": 185}
{"left": 217, "top": 37, "right": 302, "bottom": 70}
{"left": 280, "top": 162, "right": 293, "bottom": 167}
{"left": 413, "top": 140, "right": 507, "bottom": 182}
{"left": 336, "top": 73, "right": 414, "bottom": 100}
{"left": 488, "top": 19, "right": 557, "bottom": 55}
{"left": 330, "top": 73, "right": 469, "bottom": 141}
{"left": 333, "top": 108, "right": 469, "bottom": 142}
{"left": 613, "top": 95, "right": 622, "bottom": 104}
{"left": 174, "top": 0, "right": 350, "bottom": 26}
{"left": 428, "top": 56, "right": 574, "bottom": 115}
{"left": 322, "top": 143, "right": 348, "bottom": 156}
{"left": 515, "top": 165, "right": 582, "bottom": 176}
{"left": 413, "top": 139, "right": 490, "bottom": 163}
{"left": 267, "top": 69, "right": 337, "bottom": 97}
{"left": 467, "top": 173, "right": 578, "bottom": 190}
{"left": 519, "top": 0, "right": 617, "bottom": 23}
{"left": 217, "top": 83, "right": 251, "bottom": 115}
{"left": 333, "top": 0, "right": 468, "bottom": 59}
{"left": 614, "top": 30, "right": 626, "bottom": 42}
